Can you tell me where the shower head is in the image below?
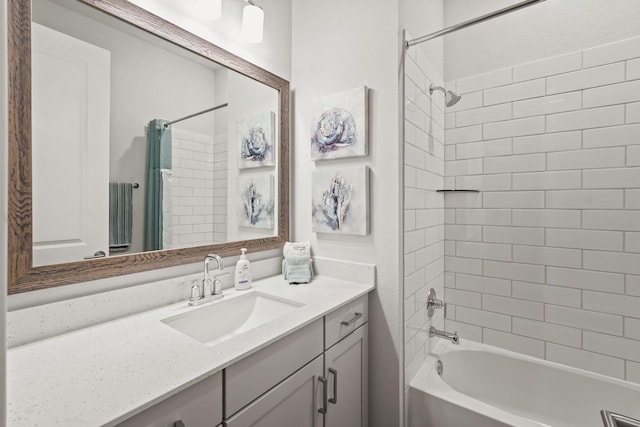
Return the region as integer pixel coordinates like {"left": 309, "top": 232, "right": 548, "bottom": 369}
{"left": 429, "top": 84, "right": 462, "bottom": 107}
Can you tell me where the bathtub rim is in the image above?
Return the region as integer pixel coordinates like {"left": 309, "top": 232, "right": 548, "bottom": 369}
{"left": 409, "top": 345, "right": 547, "bottom": 427}
{"left": 432, "top": 338, "right": 640, "bottom": 392}
{"left": 409, "top": 337, "right": 640, "bottom": 427}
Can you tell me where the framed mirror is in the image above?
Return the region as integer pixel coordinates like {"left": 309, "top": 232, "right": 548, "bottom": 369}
{"left": 8, "top": 0, "right": 289, "bottom": 294}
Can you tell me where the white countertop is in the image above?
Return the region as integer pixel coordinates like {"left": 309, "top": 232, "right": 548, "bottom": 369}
{"left": 7, "top": 275, "right": 374, "bottom": 426}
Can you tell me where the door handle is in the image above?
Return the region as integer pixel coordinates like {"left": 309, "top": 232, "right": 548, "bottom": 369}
{"left": 328, "top": 368, "right": 338, "bottom": 404}
{"left": 84, "top": 250, "right": 106, "bottom": 260}
{"left": 318, "top": 376, "right": 328, "bottom": 415}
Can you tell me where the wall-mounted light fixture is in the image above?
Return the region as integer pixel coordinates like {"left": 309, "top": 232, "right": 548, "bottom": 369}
{"left": 242, "top": 0, "right": 264, "bottom": 43}
{"left": 196, "top": 0, "right": 222, "bottom": 20}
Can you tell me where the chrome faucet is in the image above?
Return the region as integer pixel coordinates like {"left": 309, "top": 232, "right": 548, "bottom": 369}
{"left": 429, "top": 326, "right": 460, "bottom": 345}
{"left": 189, "top": 254, "right": 224, "bottom": 306}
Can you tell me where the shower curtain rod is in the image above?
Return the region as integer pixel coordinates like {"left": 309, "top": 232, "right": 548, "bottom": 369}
{"left": 405, "top": 0, "right": 546, "bottom": 49}
{"left": 164, "top": 102, "right": 229, "bottom": 127}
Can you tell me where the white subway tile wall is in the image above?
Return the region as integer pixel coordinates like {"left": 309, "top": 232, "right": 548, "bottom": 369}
{"left": 404, "top": 47, "right": 446, "bottom": 382}
{"left": 212, "top": 133, "right": 228, "bottom": 243}
{"left": 442, "top": 35, "right": 640, "bottom": 384}
{"left": 169, "top": 129, "right": 220, "bottom": 248}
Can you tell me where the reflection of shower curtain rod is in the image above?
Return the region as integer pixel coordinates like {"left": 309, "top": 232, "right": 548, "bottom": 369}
{"left": 164, "top": 102, "right": 229, "bottom": 127}
{"left": 405, "top": 0, "right": 546, "bottom": 49}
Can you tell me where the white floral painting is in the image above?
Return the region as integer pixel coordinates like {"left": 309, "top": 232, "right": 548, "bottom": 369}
{"left": 237, "top": 175, "right": 274, "bottom": 229}
{"left": 311, "top": 166, "right": 369, "bottom": 235}
{"left": 237, "top": 111, "right": 275, "bottom": 169}
{"left": 310, "top": 86, "right": 368, "bottom": 160}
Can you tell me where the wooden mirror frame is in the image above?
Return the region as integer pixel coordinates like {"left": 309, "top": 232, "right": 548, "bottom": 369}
{"left": 7, "top": 0, "right": 289, "bottom": 294}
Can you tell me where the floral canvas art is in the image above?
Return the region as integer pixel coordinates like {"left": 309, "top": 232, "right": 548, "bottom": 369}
{"left": 237, "top": 111, "right": 275, "bottom": 169}
{"left": 311, "top": 166, "right": 369, "bottom": 235}
{"left": 310, "top": 86, "right": 368, "bottom": 160}
{"left": 237, "top": 175, "right": 274, "bottom": 229}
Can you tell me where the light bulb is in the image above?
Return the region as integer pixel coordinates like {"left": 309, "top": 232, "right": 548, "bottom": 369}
{"left": 197, "top": 0, "right": 222, "bottom": 20}
{"left": 242, "top": 2, "right": 264, "bottom": 43}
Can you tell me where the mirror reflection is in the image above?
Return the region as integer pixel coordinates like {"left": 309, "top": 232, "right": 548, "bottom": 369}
{"left": 31, "top": 0, "right": 279, "bottom": 267}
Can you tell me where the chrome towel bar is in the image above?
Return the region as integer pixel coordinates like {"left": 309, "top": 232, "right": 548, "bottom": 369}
{"left": 601, "top": 409, "right": 640, "bottom": 427}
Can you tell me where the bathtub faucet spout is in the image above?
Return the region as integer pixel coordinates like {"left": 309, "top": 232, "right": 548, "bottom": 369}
{"left": 429, "top": 326, "right": 460, "bottom": 344}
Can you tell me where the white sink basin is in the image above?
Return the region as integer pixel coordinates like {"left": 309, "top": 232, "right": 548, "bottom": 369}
{"left": 161, "top": 292, "right": 304, "bottom": 346}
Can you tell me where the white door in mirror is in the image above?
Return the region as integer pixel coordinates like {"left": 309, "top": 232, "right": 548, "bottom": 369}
{"left": 31, "top": 23, "right": 110, "bottom": 267}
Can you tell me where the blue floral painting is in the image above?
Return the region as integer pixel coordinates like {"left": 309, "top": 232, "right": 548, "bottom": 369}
{"left": 237, "top": 175, "right": 274, "bottom": 229}
{"left": 311, "top": 86, "right": 368, "bottom": 160}
{"left": 311, "top": 167, "right": 369, "bottom": 235}
{"left": 237, "top": 111, "right": 275, "bottom": 169}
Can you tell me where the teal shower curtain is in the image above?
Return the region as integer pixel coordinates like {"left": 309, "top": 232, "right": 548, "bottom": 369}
{"left": 145, "top": 119, "right": 172, "bottom": 251}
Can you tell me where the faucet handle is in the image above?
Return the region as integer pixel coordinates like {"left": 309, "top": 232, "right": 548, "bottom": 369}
{"left": 189, "top": 282, "right": 201, "bottom": 303}
{"left": 213, "top": 278, "right": 222, "bottom": 295}
{"left": 427, "top": 288, "right": 444, "bottom": 318}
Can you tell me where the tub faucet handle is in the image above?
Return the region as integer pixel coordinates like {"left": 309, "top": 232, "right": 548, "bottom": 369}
{"left": 427, "top": 288, "right": 444, "bottom": 318}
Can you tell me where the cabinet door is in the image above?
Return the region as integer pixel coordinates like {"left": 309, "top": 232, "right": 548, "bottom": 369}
{"left": 324, "top": 324, "right": 368, "bottom": 427}
{"left": 225, "top": 355, "right": 324, "bottom": 427}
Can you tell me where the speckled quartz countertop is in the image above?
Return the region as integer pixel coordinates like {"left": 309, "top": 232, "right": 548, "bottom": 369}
{"left": 7, "top": 275, "right": 374, "bottom": 426}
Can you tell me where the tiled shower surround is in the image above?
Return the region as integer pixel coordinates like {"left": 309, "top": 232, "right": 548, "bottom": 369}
{"left": 442, "top": 36, "right": 640, "bottom": 383}
{"left": 169, "top": 128, "right": 216, "bottom": 248}
{"left": 403, "top": 44, "right": 446, "bottom": 382}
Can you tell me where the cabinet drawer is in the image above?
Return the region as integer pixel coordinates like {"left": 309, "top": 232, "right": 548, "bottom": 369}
{"left": 225, "top": 319, "right": 323, "bottom": 416}
{"left": 116, "top": 371, "right": 222, "bottom": 427}
{"left": 225, "top": 355, "right": 324, "bottom": 427}
{"left": 325, "top": 295, "right": 368, "bottom": 350}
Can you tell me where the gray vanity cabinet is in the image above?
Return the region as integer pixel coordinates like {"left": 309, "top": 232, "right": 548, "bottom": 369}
{"left": 116, "top": 371, "right": 222, "bottom": 427}
{"left": 117, "top": 295, "right": 369, "bottom": 427}
{"left": 225, "top": 294, "right": 369, "bottom": 427}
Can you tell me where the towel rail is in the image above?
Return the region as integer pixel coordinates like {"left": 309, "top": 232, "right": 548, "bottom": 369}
{"left": 601, "top": 409, "right": 640, "bottom": 427}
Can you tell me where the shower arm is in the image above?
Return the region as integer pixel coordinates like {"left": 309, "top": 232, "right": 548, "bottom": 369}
{"left": 405, "top": 0, "right": 547, "bottom": 49}
{"left": 429, "top": 85, "right": 446, "bottom": 95}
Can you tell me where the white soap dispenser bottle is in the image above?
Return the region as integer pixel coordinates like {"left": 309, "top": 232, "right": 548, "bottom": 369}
{"left": 234, "top": 248, "right": 252, "bottom": 291}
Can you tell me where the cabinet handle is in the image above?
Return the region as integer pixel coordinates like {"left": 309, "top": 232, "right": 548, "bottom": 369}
{"left": 328, "top": 368, "right": 338, "bottom": 404}
{"left": 318, "top": 376, "right": 328, "bottom": 414}
{"left": 174, "top": 421, "right": 185, "bottom": 427}
{"left": 340, "top": 312, "right": 363, "bottom": 326}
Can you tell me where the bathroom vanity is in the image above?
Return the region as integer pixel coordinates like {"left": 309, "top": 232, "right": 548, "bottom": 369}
{"left": 7, "top": 275, "right": 372, "bottom": 426}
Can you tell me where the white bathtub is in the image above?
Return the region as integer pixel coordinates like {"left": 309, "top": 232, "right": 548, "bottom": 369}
{"left": 409, "top": 339, "right": 640, "bottom": 427}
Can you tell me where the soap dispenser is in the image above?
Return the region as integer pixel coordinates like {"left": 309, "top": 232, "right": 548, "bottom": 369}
{"left": 234, "top": 248, "right": 252, "bottom": 291}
